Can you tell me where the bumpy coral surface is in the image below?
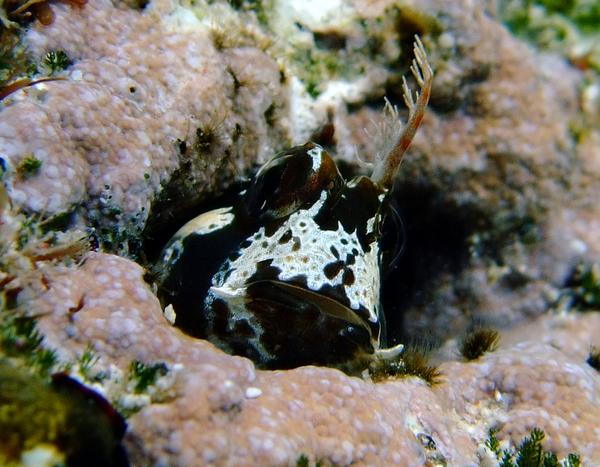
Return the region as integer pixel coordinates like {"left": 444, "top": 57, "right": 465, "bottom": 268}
{"left": 1, "top": 0, "right": 288, "bottom": 253}
{"left": 342, "top": 0, "right": 600, "bottom": 344}
{"left": 26, "top": 253, "right": 600, "bottom": 465}
{"left": 1, "top": 0, "right": 599, "bottom": 465}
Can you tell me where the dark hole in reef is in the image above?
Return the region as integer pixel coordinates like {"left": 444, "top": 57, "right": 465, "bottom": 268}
{"left": 429, "top": 64, "right": 493, "bottom": 115}
{"left": 313, "top": 30, "right": 347, "bottom": 50}
{"left": 293, "top": 21, "right": 308, "bottom": 31}
{"left": 381, "top": 180, "right": 478, "bottom": 347}
{"left": 127, "top": 0, "right": 150, "bottom": 9}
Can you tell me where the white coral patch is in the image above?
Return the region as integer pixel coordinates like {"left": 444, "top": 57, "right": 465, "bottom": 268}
{"left": 164, "top": 304, "right": 176, "bottom": 325}
{"left": 245, "top": 387, "right": 263, "bottom": 398}
{"left": 272, "top": 0, "right": 355, "bottom": 34}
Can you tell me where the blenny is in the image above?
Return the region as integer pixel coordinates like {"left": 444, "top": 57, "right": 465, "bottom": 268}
{"left": 155, "top": 37, "right": 433, "bottom": 373}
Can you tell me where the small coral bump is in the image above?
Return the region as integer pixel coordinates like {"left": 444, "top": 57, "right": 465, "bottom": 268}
{"left": 586, "top": 346, "right": 600, "bottom": 372}
{"left": 459, "top": 327, "right": 500, "bottom": 361}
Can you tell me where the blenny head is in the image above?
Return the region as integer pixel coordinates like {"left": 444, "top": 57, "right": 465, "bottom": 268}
{"left": 155, "top": 37, "right": 433, "bottom": 373}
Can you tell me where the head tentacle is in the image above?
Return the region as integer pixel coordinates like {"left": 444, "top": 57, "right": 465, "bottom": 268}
{"left": 371, "top": 35, "right": 433, "bottom": 189}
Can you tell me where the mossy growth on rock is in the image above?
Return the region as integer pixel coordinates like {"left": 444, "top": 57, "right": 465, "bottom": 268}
{"left": 0, "top": 315, "right": 59, "bottom": 378}
{"left": 107, "top": 359, "right": 172, "bottom": 418}
{"left": 0, "top": 360, "right": 128, "bottom": 467}
{"left": 500, "top": 0, "right": 600, "bottom": 35}
{"left": 281, "top": 4, "right": 440, "bottom": 102}
{"left": 129, "top": 360, "right": 168, "bottom": 394}
{"left": 295, "top": 453, "right": 324, "bottom": 467}
{"left": 460, "top": 327, "right": 500, "bottom": 360}
{"left": 563, "top": 262, "right": 600, "bottom": 310}
{"left": 16, "top": 154, "right": 42, "bottom": 178}
{"left": 11, "top": 211, "right": 86, "bottom": 264}
{"left": 0, "top": 13, "right": 38, "bottom": 86}
{"left": 87, "top": 184, "right": 146, "bottom": 260}
{"left": 226, "top": 0, "right": 269, "bottom": 26}
{"left": 8, "top": 208, "right": 86, "bottom": 266}
{"left": 486, "top": 427, "right": 581, "bottom": 467}
{"left": 369, "top": 346, "right": 442, "bottom": 386}
{"left": 77, "top": 345, "right": 108, "bottom": 382}
{"left": 498, "top": 0, "right": 600, "bottom": 72}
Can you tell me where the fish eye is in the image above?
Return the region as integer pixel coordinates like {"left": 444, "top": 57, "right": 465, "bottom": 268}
{"left": 245, "top": 142, "right": 343, "bottom": 220}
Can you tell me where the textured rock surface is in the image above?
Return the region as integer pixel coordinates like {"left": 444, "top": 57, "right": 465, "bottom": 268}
{"left": 26, "top": 253, "right": 600, "bottom": 465}
{"left": 1, "top": 0, "right": 288, "bottom": 253}
{"left": 337, "top": 0, "right": 600, "bottom": 344}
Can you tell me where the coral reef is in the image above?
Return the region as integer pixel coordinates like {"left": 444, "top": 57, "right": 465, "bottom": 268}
{"left": 335, "top": 0, "right": 600, "bottom": 345}
{"left": 14, "top": 252, "right": 600, "bottom": 465}
{"left": 1, "top": 0, "right": 288, "bottom": 256}
{"left": 497, "top": 0, "right": 600, "bottom": 73}
{"left": 0, "top": 0, "right": 599, "bottom": 464}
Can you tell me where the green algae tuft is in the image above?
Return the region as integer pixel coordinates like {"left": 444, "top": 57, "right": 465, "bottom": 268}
{"left": 486, "top": 427, "right": 581, "bottom": 467}
{"left": 130, "top": 360, "right": 168, "bottom": 394}
{"left": 16, "top": 154, "right": 42, "bottom": 178}
{"left": 43, "top": 50, "right": 72, "bottom": 75}
{"left": 563, "top": 262, "right": 600, "bottom": 310}
{"left": 1, "top": 316, "right": 58, "bottom": 378}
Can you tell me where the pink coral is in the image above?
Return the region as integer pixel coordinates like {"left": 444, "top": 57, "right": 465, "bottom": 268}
{"left": 26, "top": 252, "right": 600, "bottom": 465}
{"left": 1, "top": 0, "right": 287, "bottom": 227}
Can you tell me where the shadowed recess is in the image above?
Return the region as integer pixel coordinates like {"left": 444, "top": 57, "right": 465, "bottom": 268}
{"left": 382, "top": 180, "right": 482, "bottom": 346}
